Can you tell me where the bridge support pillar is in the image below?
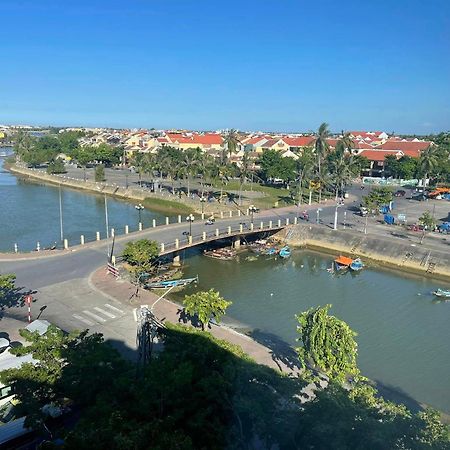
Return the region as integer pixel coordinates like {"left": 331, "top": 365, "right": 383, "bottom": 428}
{"left": 80, "top": 235, "right": 85, "bottom": 245}
{"left": 63, "top": 239, "right": 68, "bottom": 250}
{"left": 294, "top": 217, "right": 298, "bottom": 225}
{"left": 227, "top": 226, "right": 232, "bottom": 235}
{"left": 152, "top": 219, "right": 156, "bottom": 228}
{"left": 166, "top": 217, "right": 169, "bottom": 225}
{"left": 96, "top": 231, "right": 100, "bottom": 241}
{"left": 250, "top": 223, "right": 254, "bottom": 231}
{"left": 277, "top": 219, "right": 281, "bottom": 228}
{"left": 125, "top": 225, "right": 129, "bottom": 234}
{"left": 175, "top": 238, "right": 180, "bottom": 249}
{"left": 178, "top": 215, "right": 182, "bottom": 223}
{"left": 188, "top": 235, "right": 193, "bottom": 245}
{"left": 172, "top": 252, "right": 182, "bottom": 267}
{"left": 215, "top": 228, "right": 219, "bottom": 237}
{"left": 285, "top": 218, "right": 289, "bottom": 226}
{"left": 269, "top": 220, "right": 273, "bottom": 229}
{"left": 202, "top": 231, "right": 206, "bottom": 241}
{"left": 138, "top": 222, "right": 143, "bottom": 231}
{"left": 233, "top": 236, "right": 241, "bottom": 249}
{"left": 260, "top": 221, "right": 264, "bottom": 230}
{"left": 160, "top": 243, "right": 165, "bottom": 253}
{"left": 220, "top": 211, "right": 224, "bottom": 219}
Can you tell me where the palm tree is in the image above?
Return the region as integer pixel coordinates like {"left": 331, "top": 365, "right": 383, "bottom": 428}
{"left": 295, "top": 146, "right": 315, "bottom": 205}
{"left": 235, "top": 152, "right": 252, "bottom": 206}
{"left": 330, "top": 144, "right": 358, "bottom": 200}
{"left": 418, "top": 145, "right": 439, "bottom": 189}
{"left": 180, "top": 147, "right": 203, "bottom": 197}
{"left": 314, "top": 123, "right": 330, "bottom": 202}
{"left": 222, "top": 129, "right": 241, "bottom": 159}
{"left": 340, "top": 132, "right": 355, "bottom": 154}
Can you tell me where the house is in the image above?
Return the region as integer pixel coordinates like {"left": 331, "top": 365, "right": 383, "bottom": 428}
{"left": 375, "top": 139, "right": 432, "bottom": 158}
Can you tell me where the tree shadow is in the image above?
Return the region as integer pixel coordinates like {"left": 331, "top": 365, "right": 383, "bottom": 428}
{"left": 248, "top": 328, "right": 302, "bottom": 372}
{"left": 0, "top": 282, "right": 36, "bottom": 321}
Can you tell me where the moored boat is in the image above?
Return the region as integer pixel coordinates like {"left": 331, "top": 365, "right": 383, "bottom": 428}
{"left": 279, "top": 246, "right": 291, "bottom": 259}
{"left": 349, "top": 258, "right": 364, "bottom": 271}
{"left": 146, "top": 276, "right": 198, "bottom": 290}
{"left": 204, "top": 248, "right": 236, "bottom": 260}
{"left": 432, "top": 288, "right": 450, "bottom": 298}
{"left": 334, "top": 255, "right": 353, "bottom": 271}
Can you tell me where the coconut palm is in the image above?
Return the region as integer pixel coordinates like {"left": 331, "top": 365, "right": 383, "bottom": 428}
{"left": 222, "top": 129, "right": 241, "bottom": 159}
{"left": 330, "top": 144, "right": 359, "bottom": 200}
{"left": 295, "top": 146, "right": 315, "bottom": 205}
{"left": 179, "top": 147, "right": 203, "bottom": 197}
{"left": 314, "top": 123, "right": 330, "bottom": 202}
{"left": 418, "top": 145, "right": 439, "bottom": 189}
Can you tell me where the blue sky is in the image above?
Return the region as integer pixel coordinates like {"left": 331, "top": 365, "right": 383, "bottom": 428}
{"left": 1, "top": 0, "right": 449, "bottom": 133}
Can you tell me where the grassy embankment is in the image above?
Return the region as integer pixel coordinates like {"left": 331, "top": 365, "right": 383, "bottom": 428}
{"left": 220, "top": 180, "right": 334, "bottom": 209}
{"left": 142, "top": 197, "right": 194, "bottom": 215}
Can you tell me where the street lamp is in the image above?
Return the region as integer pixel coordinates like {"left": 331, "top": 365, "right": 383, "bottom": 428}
{"left": 186, "top": 213, "right": 195, "bottom": 236}
{"left": 200, "top": 196, "right": 206, "bottom": 215}
{"left": 249, "top": 204, "right": 258, "bottom": 225}
{"left": 135, "top": 203, "right": 144, "bottom": 225}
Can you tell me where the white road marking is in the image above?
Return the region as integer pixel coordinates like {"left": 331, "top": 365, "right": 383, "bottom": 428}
{"left": 83, "top": 310, "right": 107, "bottom": 322}
{"left": 104, "top": 303, "right": 124, "bottom": 314}
{"left": 93, "top": 307, "right": 116, "bottom": 319}
{"left": 73, "top": 314, "right": 94, "bottom": 326}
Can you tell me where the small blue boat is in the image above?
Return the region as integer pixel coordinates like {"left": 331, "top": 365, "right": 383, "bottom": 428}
{"left": 349, "top": 258, "right": 364, "bottom": 271}
{"left": 433, "top": 288, "right": 450, "bottom": 299}
{"left": 279, "top": 246, "right": 291, "bottom": 259}
{"left": 264, "top": 247, "right": 278, "bottom": 256}
{"left": 147, "top": 276, "right": 198, "bottom": 289}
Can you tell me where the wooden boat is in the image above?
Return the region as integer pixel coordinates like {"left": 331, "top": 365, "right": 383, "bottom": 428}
{"left": 432, "top": 288, "right": 450, "bottom": 298}
{"left": 334, "top": 255, "right": 353, "bottom": 271}
{"left": 279, "top": 246, "right": 291, "bottom": 259}
{"left": 349, "top": 258, "right": 364, "bottom": 271}
{"left": 146, "top": 276, "right": 198, "bottom": 290}
{"left": 203, "top": 248, "right": 236, "bottom": 260}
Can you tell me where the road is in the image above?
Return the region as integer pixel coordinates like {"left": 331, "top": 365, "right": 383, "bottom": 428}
{"left": 1, "top": 182, "right": 448, "bottom": 357}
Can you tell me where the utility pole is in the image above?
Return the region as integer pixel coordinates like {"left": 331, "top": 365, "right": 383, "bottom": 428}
{"left": 59, "top": 184, "right": 64, "bottom": 243}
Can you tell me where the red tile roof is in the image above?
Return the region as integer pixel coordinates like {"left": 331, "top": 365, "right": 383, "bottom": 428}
{"left": 360, "top": 149, "right": 401, "bottom": 162}
{"left": 284, "top": 136, "right": 315, "bottom": 147}
{"left": 376, "top": 140, "right": 431, "bottom": 156}
{"left": 191, "top": 134, "right": 223, "bottom": 145}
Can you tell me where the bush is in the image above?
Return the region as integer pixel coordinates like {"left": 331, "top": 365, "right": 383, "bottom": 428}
{"left": 46, "top": 158, "right": 66, "bottom": 174}
{"left": 95, "top": 164, "right": 106, "bottom": 182}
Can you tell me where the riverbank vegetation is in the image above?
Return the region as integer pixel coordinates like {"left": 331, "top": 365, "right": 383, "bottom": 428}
{"left": 1, "top": 292, "right": 449, "bottom": 448}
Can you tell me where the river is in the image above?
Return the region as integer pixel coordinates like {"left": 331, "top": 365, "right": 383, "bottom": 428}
{"left": 0, "top": 155, "right": 168, "bottom": 252}
{"left": 1, "top": 153, "right": 450, "bottom": 414}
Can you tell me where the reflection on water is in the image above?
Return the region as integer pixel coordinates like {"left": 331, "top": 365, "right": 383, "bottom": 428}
{"left": 174, "top": 248, "right": 450, "bottom": 413}
{"left": 0, "top": 157, "right": 168, "bottom": 251}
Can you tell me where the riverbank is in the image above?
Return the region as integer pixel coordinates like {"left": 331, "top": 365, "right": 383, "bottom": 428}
{"left": 7, "top": 163, "right": 230, "bottom": 216}
{"left": 278, "top": 223, "right": 450, "bottom": 281}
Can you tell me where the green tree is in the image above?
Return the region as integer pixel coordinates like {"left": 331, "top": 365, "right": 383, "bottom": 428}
{"left": 94, "top": 164, "right": 106, "bottom": 182}
{"left": 75, "top": 147, "right": 94, "bottom": 181}
{"left": 183, "top": 289, "right": 232, "bottom": 330}
{"left": 46, "top": 158, "right": 66, "bottom": 174}
{"left": 362, "top": 186, "right": 393, "bottom": 212}
{"left": 91, "top": 143, "right": 122, "bottom": 167}
{"left": 418, "top": 211, "right": 436, "bottom": 244}
{"left": 418, "top": 145, "right": 439, "bottom": 188}
{"left": 122, "top": 239, "right": 159, "bottom": 273}
{"left": 222, "top": 128, "right": 241, "bottom": 159}
{"left": 295, "top": 304, "right": 359, "bottom": 381}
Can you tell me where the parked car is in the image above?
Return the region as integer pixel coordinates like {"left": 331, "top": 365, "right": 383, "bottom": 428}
{"left": 394, "top": 190, "right": 406, "bottom": 197}
{"left": 438, "top": 222, "right": 450, "bottom": 234}
{"left": 412, "top": 194, "right": 427, "bottom": 201}
{"left": 408, "top": 224, "right": 423, "bottom": 232}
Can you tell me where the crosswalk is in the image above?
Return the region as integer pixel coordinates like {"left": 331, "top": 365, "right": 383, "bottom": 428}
{"left": 72, "top": 303, "right": 126, "bottom": 327}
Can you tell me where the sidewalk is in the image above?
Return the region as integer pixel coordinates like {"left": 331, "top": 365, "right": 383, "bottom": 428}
{"left": 91, "top": 267, "right": 300, "bottom": 376}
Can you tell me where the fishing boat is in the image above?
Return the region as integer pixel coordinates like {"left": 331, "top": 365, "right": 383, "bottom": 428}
{"left": 146, "top": 276, "right": 198, "bottom": 290}
{"left": 334, "top": 255, "right": 353, "bottom": 271}
{"left": 432, "top": 288, "right": 450, "bottom": 299}
{"left": 264, "top": 247, "right": 278, "bottom": 256}
{"left": 279, "top": 246, "right": 291, "bottom": 259}
{"left": 203, "top": 248, "right": 236, "bottom": 260}
{"left": 349, "top": 258, "right": 364, "bottom": 271}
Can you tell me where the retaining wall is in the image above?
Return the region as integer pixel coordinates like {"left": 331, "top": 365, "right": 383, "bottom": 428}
{"left": 277, "top": 224, "right": 450, "bottom": 281}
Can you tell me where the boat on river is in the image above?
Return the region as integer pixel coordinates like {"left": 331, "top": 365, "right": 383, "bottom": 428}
{"left": 279, "top": 246, "right": 291, "bottom": 259}
{"left": 432, "top": 288, "right": 450, "bottom": 299}
{"left": 350, "top": 258, "right": 364, "bottom": 271}
{"left": 204, "top": 248, "right": 236, "bottom": 260}
{"left": 146, "top": 276, "right": 198, "bottom": 290}
{"left": 334, "top": 256, "right": 353, "bottom": 271}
